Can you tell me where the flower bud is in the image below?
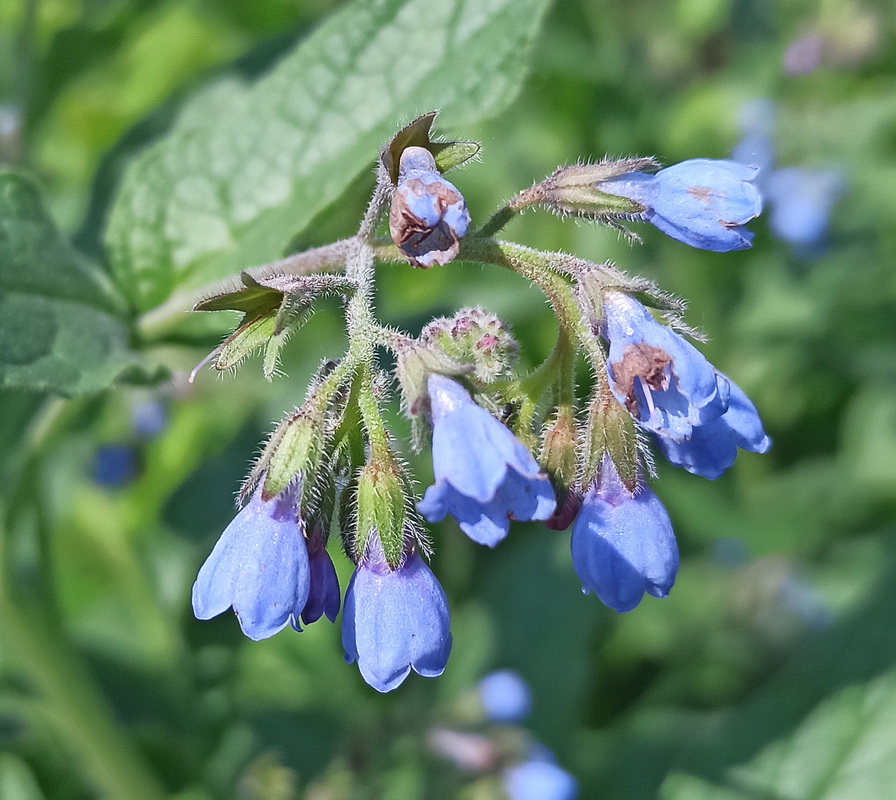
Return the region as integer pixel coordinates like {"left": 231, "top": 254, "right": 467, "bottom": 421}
{"left": 394, "top": 343, "right": 468, "bottom": 450}
{"left": 539, "top": 406, "right": 580, "bottom": 531}
{"left": 355, "top": 457, "right": 408, "bottom": 569}
{"left": 518, "top": 158, "right": 659, "bottom": 220}
{"left": 380, "top": 111, "right": 480, "bottom": 183}
{"left": 421, "top": 307, "right": 519, "bottom": 383}
{"left": 254, "top": 408, "right": 324, "bottom": 502}
{"left": 389, "top": 146, "right": 471, "bottom": 268}
{"left": 583, "top": 387, "right": 639, "bottom": 492}
{"left": 194, "top": 272, "right": 352, "bottom": 378}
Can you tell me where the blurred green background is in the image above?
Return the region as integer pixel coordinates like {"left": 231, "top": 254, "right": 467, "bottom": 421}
{"left": 2, "top": 0, "right": 896, "bottom": 798}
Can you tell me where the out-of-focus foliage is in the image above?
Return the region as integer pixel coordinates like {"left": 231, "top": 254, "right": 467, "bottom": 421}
{"left": 1, "top": 0, "right": 895, "bottom": 798}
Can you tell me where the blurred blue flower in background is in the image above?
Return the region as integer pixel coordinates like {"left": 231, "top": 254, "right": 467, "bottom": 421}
{"left": 131, "top": 400, "right": 167, "bottom": 439}
{"left": 598, "top": 158, "right": 761, "bottom": 251}
{"left": 342, "top": 543, "right": 452, "bottom": 693}
{"left": 503, "top": 756, "right": 579, "bottom": 800}
{"left": 477, "top": 669, "right": 532, "bottom": 723}
{"left": 192, "top": 484, "right": 311, "bottom": 641}
{"left": 418, "top": 374, "right": 555, "bottom": 546}
{"left": 732, "top": 99, "right": 845, "bottom": 255}
{"left": 765, "top": 167, "right": 844, "bottom": 252}
{"left": 571, "top": 458, "right": 678, "bottom": 613}
{"left": 92, "top": 444, "right": 139, "bottom": 488}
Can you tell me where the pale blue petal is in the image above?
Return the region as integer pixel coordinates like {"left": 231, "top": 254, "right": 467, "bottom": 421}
{"left": 571, "top": 471, "right": 678, "bottom": 613}
{"left": 192, "top": 491, "right": 311, "bottom": 641}
{"left": 342, "top": 555, "right": 452, "bottom": 693}
{"left": 603, "top": 292, "right": 728, "bottom": 442}
{"left": 655, "top": 375, "right": 771, "bottom": 479}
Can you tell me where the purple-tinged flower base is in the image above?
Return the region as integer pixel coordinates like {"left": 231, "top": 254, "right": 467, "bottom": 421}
{"left": 600, "top": 158, "right": 761, "bottom": 251}
{"left": 418, "top": 374, "right": 555, "bottom": 546}
{"left": 602, "top": 291, "right": 729, "bottom": 443}
{"left": 296, "top": 546, "right": 341, "bottom": 628}
{"left": 654, "top": 376, "right": 771, "bottom": 479}
{"left": 192, "top": 486, "right": 310, "bottom": 641}
{"left": 478, "top": 670, "right": 532, "bottom": 723}
{"left": 342, "top": 551, "right": 452, "bottom": 693}
{"left": 571, "top": 461, "right": 678, "bottom": 613}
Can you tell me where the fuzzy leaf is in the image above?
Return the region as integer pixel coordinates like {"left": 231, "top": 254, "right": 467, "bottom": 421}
{"left": 0, "top": 172, "right": 140, "bottom": 395}
{"left": 105, "top": 0, "right": 552, "bottom": 311}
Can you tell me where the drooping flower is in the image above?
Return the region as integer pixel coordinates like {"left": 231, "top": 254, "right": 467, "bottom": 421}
{"left": 298, "top": 542, "right": 341, "bottom": 627}
{"left": 192, "top": 483, "right": 311, "bottom": 640}
{"left": 389, "top": 146, "right": 471, "bottom": 268}
{"left": 342, "top": 540, "right": 452, "bottom": 693}
{"left": 477, "top": 669, "right": 532, "bottom": 723}
{"left": 602, "top": 291, "right": 729, "bottom": 443}
{"left": 417, "top": 374, "right": 556, "bottom": 547}
{"left": 598, "top": 158, "right": 762, "bottom": 251}
{"left": 571, "top": 459, "right": 678, "bottom": 613}
{"left": 653, "top": 375, "right": 771, "bottom": 479}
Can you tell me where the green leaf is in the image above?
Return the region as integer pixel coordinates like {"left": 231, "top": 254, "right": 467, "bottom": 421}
{"left": 106, "top": 0, "right": 552, "bottom": 311}
{"left": 661, "top": 566, "right": 896, "bottom": 800}
{"left": 0, "top": 172, "right": 140, "bottom": 395}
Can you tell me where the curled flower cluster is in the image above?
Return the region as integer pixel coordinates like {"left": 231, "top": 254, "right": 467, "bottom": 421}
{"left": 190, "top": 113, "right": 771, "bottom": 693}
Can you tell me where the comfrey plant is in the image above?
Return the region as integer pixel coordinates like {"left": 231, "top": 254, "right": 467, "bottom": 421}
{"left": 190, "top": 113, "right": 770, "bottom": 691}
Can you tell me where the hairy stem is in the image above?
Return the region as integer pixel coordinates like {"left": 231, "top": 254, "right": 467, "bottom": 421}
{"left": 137, "top": 237, "right": 358, "bottom": 342}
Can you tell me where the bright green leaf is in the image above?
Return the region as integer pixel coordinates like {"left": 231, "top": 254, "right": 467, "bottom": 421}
{"left": 106, "top": 0, "right": 552, "bottom": 311}
{"left": 0, "top": 172, "right": 140, "bottom": 395}
{"left": 661, "top": 571, "right": 896, "bottom": 800}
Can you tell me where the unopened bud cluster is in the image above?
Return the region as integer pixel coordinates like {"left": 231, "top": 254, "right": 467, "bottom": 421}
{"left": 190, "top": 112, "right": 770, "bottom": 692}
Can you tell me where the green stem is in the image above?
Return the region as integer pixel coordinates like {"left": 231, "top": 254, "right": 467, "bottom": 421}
{"left": 136, "top": 237, "right": 358, "bottom": 342}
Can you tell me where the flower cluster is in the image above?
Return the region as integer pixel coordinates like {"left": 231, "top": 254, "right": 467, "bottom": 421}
{"left": 190, "top": 113, "right": 771, "bottom": 693}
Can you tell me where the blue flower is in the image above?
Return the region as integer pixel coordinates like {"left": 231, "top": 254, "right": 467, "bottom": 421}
{"left": 342, "top": 542, "right": 452, "bottom": 693}
{"left": 602, "top": 291, "right": 729, "bottom": 443}
{"left": 571, "top": 459, "right": 678, "bottom": 613}
{"left": 503, "top": 758, "right": 579, "bottom": 800}
{"left": 417, "top": 374, "right": 556, "bottom": 547}
{"left": 192, "top": 484, "right": 311, "bottom": 641}
{"left": 653, "top": 375, "right": 771, "bottom": 479}
{"left": 298, "top": 543, "right": 341, "bottom": 627}
{"left": 92, "top": 444, "right": 139, "bottom": 488}
{"left": 478, "top": 669, "right": 532, "bottom": 723}
{"left": 765, "top": 167, "right": 843, "bottom": 250}
{"left": 389, "top": 146, "right": 471, "bottom": 268}
{"left": 599, "top": 158, "right": 761, "bottom": 251}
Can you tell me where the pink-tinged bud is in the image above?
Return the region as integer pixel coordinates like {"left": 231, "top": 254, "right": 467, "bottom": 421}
{"left": 389, "top": 147, "right": 471, "bottom": 268}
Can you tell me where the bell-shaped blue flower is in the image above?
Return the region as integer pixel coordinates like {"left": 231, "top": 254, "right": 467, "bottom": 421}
{"left": 599, "top": 158, "right": 761, "bottom": 251}
{"left": 342, "top": 541, "right": 452, "bottom": 693}
{"left": 654, "top": 375, "right": 771, "bottom": 479}
{"left": 602, "top": 291, "right": 729, "bottom": 443}
{"left": 571, "top": 459, "right": 678, "bottom": 613}
{"left": 192, "top": 484, "right": 311, "bottom": 640}
{"left": 297, "top": 543, "right": 341, "bottom": 628}
{"left": 417, "top": 374, "right": 556, "bottom": 547}
{"left": 389, "top": 146, "right": 471, "bottom": 268}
